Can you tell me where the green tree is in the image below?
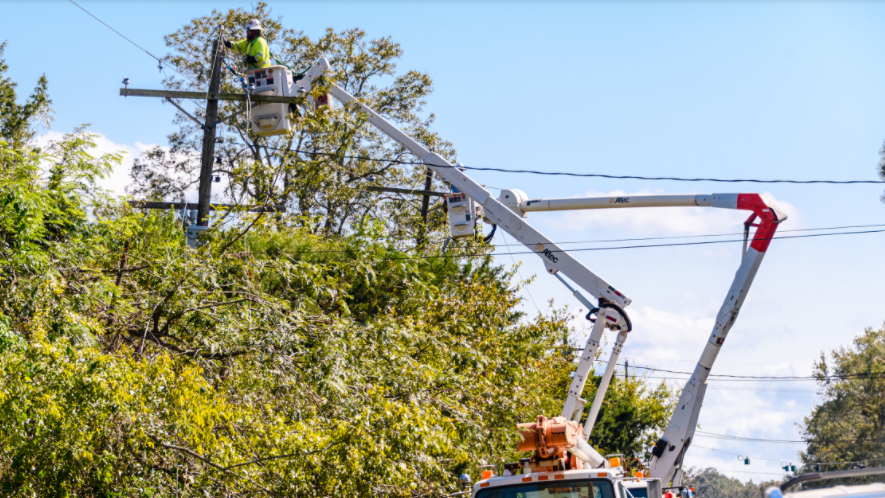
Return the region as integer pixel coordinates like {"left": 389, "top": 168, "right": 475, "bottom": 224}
{"left": 683, "top": 467, "right": 780, "bottom": 498}
{"left": 540, "top": 345, "right": 674, "bottom": 468}
{"left": 0, "top": 41, "right": 52, "bottom": 149}
{"left": 799, "top": 324, "right": 885, "bottom": 485}
{"left": 129, "top": 4, "right": 453, "bottom": 245}
{"left": 584, "top": 373, "right": 674, "bottom": 466}
{"left": 0, "top": 34, "right": 675, "bottom": 497}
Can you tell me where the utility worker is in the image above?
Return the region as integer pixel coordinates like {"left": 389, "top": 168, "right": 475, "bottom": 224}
{"left": 224, "top": 19, "right": 271, "bottom": 70}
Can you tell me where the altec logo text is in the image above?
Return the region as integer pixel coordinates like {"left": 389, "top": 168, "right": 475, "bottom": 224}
{"left": 609, "top": 197, "right": 630, "bottom": 204}
{"left": 535, "top": 243, "right": 559, "bottom": 264}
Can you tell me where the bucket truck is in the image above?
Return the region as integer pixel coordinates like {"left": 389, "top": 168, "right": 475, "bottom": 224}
{"left": 290, "top": 57, "right": 787, "bottom": 498}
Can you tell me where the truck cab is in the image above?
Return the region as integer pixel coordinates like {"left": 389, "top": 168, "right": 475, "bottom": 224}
{"left": 470, "top": 469, "right": 665, "bottom": 498}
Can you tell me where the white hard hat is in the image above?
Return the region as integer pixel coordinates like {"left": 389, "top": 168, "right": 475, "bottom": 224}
{"left": 245, "top": 19, "right": 263, "bottom": 31}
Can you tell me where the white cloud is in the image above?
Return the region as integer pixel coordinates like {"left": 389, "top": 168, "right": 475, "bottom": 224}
{"left": 35, "top": 131, "right": 159, "bottom": 197}
{"left": 631, "top": 306, "right": 716, "bottom": 346}
{"left": 544, "top": 189, "right": 805, "bottom": 235}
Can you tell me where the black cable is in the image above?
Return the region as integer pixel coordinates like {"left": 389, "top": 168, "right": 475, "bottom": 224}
{"left": 696, "top": 431, "right": 885, "bottom": 445}
{"left": 457, "top": 167, "right": 885, "bottom": 185}
{"left": 408, "top": 228, "right": 885, "bottom": 260}
{"left": 534, "top": 223, "right": 885, "bottom": 247}
{"left": 67, "top": 0, "right": 196, "bottom": 84}
{"left": 483, "top": 224, "right": 497, "bottom": 244}
{"left": 249, "top": 225, "right": 885, "bottom": 263}
{"left": 277, "top": 148, "right": 884, "bottom": 185}
{"left": 480, "top": 228, "right": 885, "bottom": 256}
{"left": 601, "top": 359, "right": 885, "bottom": 382}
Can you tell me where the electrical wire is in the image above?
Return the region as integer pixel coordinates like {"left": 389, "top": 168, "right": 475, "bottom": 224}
{"left": 67, "top": 0, "right": 195, "bottom": 84}
{"left": 622, "top": 355, "right": 815, "bottom": 367}
{"left": 692, "top": 445, "right": 792, "bottom": 463}
{"left": 397, "top": 227, "right": 885, "bottom": 261}
{"left": 528, "top": 223, "right": 885, "bottom": 247}
{"left": 640, "top": 376, "right": 826, "bottom": 384}
{"left": 500, "top": 232, "right": 541, "bottom": 314}
{"left": 283, "top": 149, "right": 885, "bottom": 185}
{"left": 272, "top": 224, "right": 885, "bottom": 262}
{"left": 716, "top": 469, "right": 786, "bottom": 476}
{"left": 477, "top": 228, "right": 885, "bottom": 257}
{"left": 242, "top": 147, "right": 884, "bottom": 185}
{"left": 615, "top": 362, "right": 875, "bottom": 381}
{"left": 693, "top": 433, "right": 811, "bottom": 444}
{"left": 584, "top": 359, "right": 883, "bottom": 383}
{"left": 693, "top": 445, "right": 885, "bottom": 467}
{"left": 236, "top": 221, "right": 885, "bottom": 252}
{"left": 696, "top": 431, "right": 885, "bottom": 444}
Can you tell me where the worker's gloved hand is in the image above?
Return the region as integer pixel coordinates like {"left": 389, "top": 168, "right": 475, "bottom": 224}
{"left": 223, "top": 39, "right": 232, "bottom": 49}
{"left": 244, "top": 55, "right": 258, "bottom": 64}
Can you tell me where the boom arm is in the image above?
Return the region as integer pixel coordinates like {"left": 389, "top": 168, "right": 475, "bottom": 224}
{"left": 295, "top": 58, "right": 630, "bottom": 308}
{"left": 608, "top": 193, "right": 786, "bottom": 485}
{"left": 500, "top": 190, "right": 787, "bottom": 479}
{"left": 296, "top": 59, "right": 634, "bottom": 451}
{"left": 296, "top": 59, "right": 786, "bottom": 479}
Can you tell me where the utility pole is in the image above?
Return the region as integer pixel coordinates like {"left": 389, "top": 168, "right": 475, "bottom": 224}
{"left": 417, "top": 169, "right": 435, "bottom": 245}
{"left": 419, "top": 169, "right": 434, "bottom": 222}
{"left": 119, "top": 40, "right": 298, "bottom": 248}
{"left": 197, "top": 39, "right": 223, "bottom": 227}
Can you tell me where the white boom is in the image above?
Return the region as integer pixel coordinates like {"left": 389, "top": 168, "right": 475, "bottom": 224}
{"left": 295, "top": 61, "right": 632, "bottom": 452}
{"left": 296, "top": 59, "right": 630, "bottom": 308}
{"left": 294, "top": 58, "right": 787, "bottom": 482}
{"left": 506, "top": 190, "right": 787, "bottom": 483}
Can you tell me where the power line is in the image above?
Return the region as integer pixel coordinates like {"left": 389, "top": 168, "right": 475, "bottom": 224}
{"left": 715, "top": 469, "right": 786, "bottom": 476}
{"left": 459, "top": 167, "right": 885, "bottom": 185}
{"left": 595, "top": 359, "right": 878, "bottom": 382}
{"left": 621, "top": 355, "right": 815, "bottom": 367}
{"left": 692, "top": 445, "right": 785, "bottom": 463}
{"left": 535, "top": 224, "right": 885, "bottom": 247}
{"left": 289, "top": 222, "right": 885, "bottom": 250}
{"left": 279, "top": 225, "right": 885, "bottom": 262}
{"left": 285, "top": 149, "right": 884, "bottom": 185}
{"left": 695, "top": 433, "right": 809, "bottom": 444}
{"left": 67, "top": 0, "right": 194, "bottom": 84}
{"left": 696, "top": 431, "right": 884, "bottom": 445}
{"left": 480, "top": 228, "right": 885, "bottom": 257}
{"left": 643, "top": 376, "right": 819, "bottom": 383}
{"left": 501, "top": 232, "right": 541, "bottom": 314}
{"left": 696, "top": 445, "right": 885, "bottom": 468}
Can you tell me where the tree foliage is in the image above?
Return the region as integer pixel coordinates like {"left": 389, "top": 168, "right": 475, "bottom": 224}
{"left": 583, "top": 373, "right": 674, "bottom": 466}
{"left": 682, "top": 467, "right": 780, "bottom": 498}
{"left": 0, "top": 28, "right": 675, "bottom": 496}
{"left": 799, "top": 324, "right": 885, "bottom": 486}
{"left": 129, "top": 4, "right": 452, "bottom": 244}
{"left": 0, "top": 41, "right": 52, "bottom": 149}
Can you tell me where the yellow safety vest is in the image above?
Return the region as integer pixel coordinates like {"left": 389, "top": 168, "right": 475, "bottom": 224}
{"left": 230, "top": 36, "right": 271, "bottom": 69}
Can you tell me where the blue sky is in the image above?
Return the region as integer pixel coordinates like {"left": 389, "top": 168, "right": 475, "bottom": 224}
{"left": 4, "top": 0, "right": 885, "bottom": 483}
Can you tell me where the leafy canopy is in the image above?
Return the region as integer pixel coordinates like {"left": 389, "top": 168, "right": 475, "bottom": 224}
{"left": 0, "top": 21, "right": 674, "bottom": 497}
{"left": 800, "top": 324, "right": 885, "bottom": 486}
{"left": 130, "top": 3, "right": 453, "bottom": 245}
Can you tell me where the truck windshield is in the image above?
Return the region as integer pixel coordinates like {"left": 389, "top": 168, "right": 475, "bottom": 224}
{"left": 475, "top": 479, "right": 616, "bottom": 498}
{"left": 624, "top": 487, "right": 648, "bottom": 498}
